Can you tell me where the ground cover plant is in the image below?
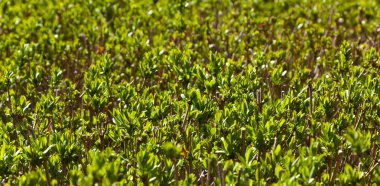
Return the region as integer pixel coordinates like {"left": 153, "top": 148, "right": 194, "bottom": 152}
{"left": 1, "top": 0, "right": 380, "bottom": 185}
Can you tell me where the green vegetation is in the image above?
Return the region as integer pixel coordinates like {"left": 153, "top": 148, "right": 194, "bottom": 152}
{"left": 1, "top": 0, "right": 380, "bottom": 185}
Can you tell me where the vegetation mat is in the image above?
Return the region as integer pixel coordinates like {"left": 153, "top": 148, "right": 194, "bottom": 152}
{"left": 1, "top": 0, "right": 380, "bottom": 185}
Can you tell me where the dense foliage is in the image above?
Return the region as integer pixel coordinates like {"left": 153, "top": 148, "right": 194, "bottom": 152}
{"left": 1, "top": 0, "right": 380, "bottom": 185}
